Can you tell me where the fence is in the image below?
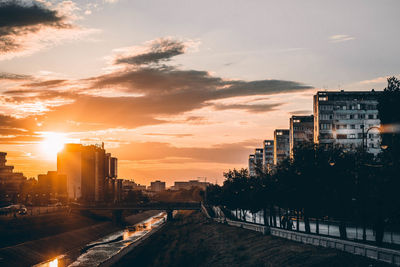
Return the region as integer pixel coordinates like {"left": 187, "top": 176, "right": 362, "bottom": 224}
{"left": 207, "top": 206, "right": 400, "bottom": 266}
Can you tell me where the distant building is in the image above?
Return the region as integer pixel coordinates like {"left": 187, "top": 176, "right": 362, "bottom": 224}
{"left": 57, "top": 143, "right": 119, "bottom": 202}
{"left": 313, "top": 90, "right": 381, "bottom": 154}
{"left": 37, "top": 171, "right": 67, "bottom": 196}
{"left": 250, "top": 148, "right": 263, "bottom": 176}
{"left": 262, "top": 140, "right": 274, "bottom": 172}
{"left": 122, "top": 179, "right": 146, "bottom": 191}
{"left": 289, "top": 115, "right": 314, "bottom": 158}
{"left": 248, "top": 154, "right": 256, "bottom": 177}
{"left": 0, "top": 152, "right": 26, "bottom": 198}
{"left": 274, "top": 129, "right": 290, "bottom": 165}
{"left": 149, "top": 180, "right": 166, "bottom": 192}
{"left": 171, "top": 180, "right": 209, "bottom": 190}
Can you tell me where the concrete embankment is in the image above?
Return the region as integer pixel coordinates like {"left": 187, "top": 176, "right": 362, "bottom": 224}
{"left": 115, "top": 211, "right": 391, "bottom": 267}
{"left": 0, "top": 210, "right": 159, "bottom": 266}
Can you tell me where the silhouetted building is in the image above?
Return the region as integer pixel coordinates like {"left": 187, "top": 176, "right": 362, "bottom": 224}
{"left": 289, "top": 115, "right": 314, "bottom": 158}
{"left": 37, "top": 171, "right": 67, "bottom": 196}
{"left": 313, "top": 90, "right": 381, "bottom": 154}
{"left": 274, "top": 129, "right": 290, "bottom": 165}
{"left": 262, "top": 140, "right": 274, "bottom": 172}
{"left": 248, "top": 154, "right": 256, "bottom": 177}
{"left": 149, "top": 180, "right": 166, "bottom": 192}
{"left": 57, "top": 143, "right": 119, "bottom": 202}
{"left": 0, "top": 152, "right": 26, "bottom": 198}
{"left": 171, "top": 180, "right": 209, "bottom": 190}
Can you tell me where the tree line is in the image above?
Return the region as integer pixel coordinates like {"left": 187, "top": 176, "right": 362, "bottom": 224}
{"left": 206, "top": 77, "right": 400, "bottom": 246}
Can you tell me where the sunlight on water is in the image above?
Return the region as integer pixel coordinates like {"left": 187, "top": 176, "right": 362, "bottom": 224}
{"left": 49, "top": 258, "right": 58, "bottom": 267}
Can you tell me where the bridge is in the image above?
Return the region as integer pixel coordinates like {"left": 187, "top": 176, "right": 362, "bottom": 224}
{"left": 69, "top": 202, "right": 201, "bottom": 223}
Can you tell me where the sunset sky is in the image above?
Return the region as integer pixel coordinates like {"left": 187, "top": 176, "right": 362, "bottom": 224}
{"left": 1, "top": 0, "right": 399, "bottom": 186}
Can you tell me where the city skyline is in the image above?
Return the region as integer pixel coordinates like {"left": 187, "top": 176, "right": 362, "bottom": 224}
{"left": 1, "top": 0, "right": 400, "bottom": 186}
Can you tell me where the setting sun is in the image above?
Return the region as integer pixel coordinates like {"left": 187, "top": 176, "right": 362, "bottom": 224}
{"left": 40, "top": 132, "right": 77, "bottom": 160}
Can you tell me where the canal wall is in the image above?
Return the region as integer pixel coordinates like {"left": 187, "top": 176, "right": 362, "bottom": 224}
{"left": 0, "top": 210, "right": 160, "bottom": 266}
{"left": 211, "top": 216, "right": 400, "bottom": 266}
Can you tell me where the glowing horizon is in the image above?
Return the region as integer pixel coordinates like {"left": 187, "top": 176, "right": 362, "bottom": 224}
{"left": 1, "top": 0, "right": 399, "bottom": 186}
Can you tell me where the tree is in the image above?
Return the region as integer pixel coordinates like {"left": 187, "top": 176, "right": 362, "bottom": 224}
{"left": 378, "top": 76, "right": 400, "bottom": 163}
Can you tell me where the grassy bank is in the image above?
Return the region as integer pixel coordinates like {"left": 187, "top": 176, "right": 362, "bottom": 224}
{"left": 115, "top": 211, "right": 390, "bottom": 267}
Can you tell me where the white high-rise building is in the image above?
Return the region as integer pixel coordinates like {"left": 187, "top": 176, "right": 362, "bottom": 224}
{"left": 313, "top": 90, "right": 381, "bottom": 154}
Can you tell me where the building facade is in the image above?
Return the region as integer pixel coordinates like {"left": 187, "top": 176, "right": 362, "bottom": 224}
{"left": 248, "top": 154, "right": 256, "bottom": 177}
{"left": 0, "top": 152, "right": 26, "bottom": 199}
{"left": 172, "top": 180, "right": 209, "bottom": 190}
{"left": 149, "top": 180, "right": 166, "bottom": 192}
{"left": 313, "top": 90, "right": 381, "bottom": 154}
{"left": 38, "top": 171, "right": 67, "bottom": 196}
{"left": 289, "top": 115, "right": 314, "bottom": 158}
{"left": 57, "top": 143, "right": 119, "bottom": 202}
{"left": 274, "top": 129, "right": 290, "bottom": 165}
{"left": 262, "top": 140, "right": 274, "bottom": 171}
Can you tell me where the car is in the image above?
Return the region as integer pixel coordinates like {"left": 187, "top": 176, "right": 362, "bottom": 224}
{"left": 18, "top": 207, "right": 27, "bottom": 215}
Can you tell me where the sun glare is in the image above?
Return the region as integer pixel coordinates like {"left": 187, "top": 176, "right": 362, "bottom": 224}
{"left": 40, "top": 132, "right": 77, "bottom": 160}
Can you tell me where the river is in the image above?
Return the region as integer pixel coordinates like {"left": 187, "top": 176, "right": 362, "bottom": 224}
{"left": 34, "top": 212, "right": 167, "bottom": 267}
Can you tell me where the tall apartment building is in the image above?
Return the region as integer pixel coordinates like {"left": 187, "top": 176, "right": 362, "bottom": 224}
{"left": 254, "top": 148, "right": 264, "bottom": 166}
{"left": 274, "top": 129, "right": 290, "bottom": 165}
{"left": 248, "top": 154, "right": 256, "bottom": 177}
{"left": 57, "top": 143, "right": 119, "bottom": 202}
{"left": 262, "top": 140, "right": 274, "bottom": 171}
{"left": 289, "top": 115, "right": 314, "bottom": 158}
{"left": 313, "top": 90, "right": 381, "bottom": 154}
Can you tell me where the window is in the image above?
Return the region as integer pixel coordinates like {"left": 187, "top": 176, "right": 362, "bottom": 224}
{"left": 359, "top": 114, "right": 365, "bottom": 119}
{"left": 368, "top": 114, "right": 374, "bottom": 119}
{"left": 337, "top": 134, "right": 347, "bottom": 139}
{"left": 319, "top": 96, "right": 328, "bottom": 101}
{"left": 320, "top": 114, "right": 332, "bottom": 120}
{"left": 349, "top": 134, "right": 356, "bottom": 139}
{"left": 350, "top": 124, "right": 355, "bottom": 129}
{"left": 336, "top": 124, "right": 347, "bottom": 129}
{"left": 320, "top": 105, "right": 333, "bottom": 110}
{"left": 349, "top": 114, "right": 354, "bottom": 119}
{"left": 320, "top": 123, "right": 332, "bottom": 130}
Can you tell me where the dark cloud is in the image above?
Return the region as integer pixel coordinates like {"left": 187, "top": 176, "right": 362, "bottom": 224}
{"left": 114, "top": 38, "right": 186, "bottom": 66}
{"left": 0, "top": 37, "right": 314, "bottom": 134}
{"left": 213, "top": 103, "right": 282, "bottom": 113}
{"left": 0, "top": 71, "right": 32, "bottom": 80}
{"left": 22, "top": 79, "right": 67, "bottom": 87}
{"left": 109, "top": 140, "right": 259, "bottom": 164}
{"left": 0, "top": 1, "right": 70, "bottom": 53}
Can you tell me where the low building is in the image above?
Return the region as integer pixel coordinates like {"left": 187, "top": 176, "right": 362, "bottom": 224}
{"left": 37, "top": 171, "right": 67, "bottom": 196}
{"left": 149, "top": 180, "right": 166, "bottom": 192}
{"left": 0, "top": 152, "right": 26, "bottom": 200}
{"left": 171, "top": 180, "right": 209, "bottom": 190}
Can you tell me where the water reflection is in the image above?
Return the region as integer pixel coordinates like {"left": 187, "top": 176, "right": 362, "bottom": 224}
{"left": 34, "top": 212, "right": 167, "bottom": 267}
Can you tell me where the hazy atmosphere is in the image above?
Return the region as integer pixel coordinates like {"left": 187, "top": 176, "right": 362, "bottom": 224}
{"left": 1, "top": 0, "right": 399, "bottom": 185}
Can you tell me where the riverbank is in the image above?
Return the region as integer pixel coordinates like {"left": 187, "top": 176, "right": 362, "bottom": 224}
{"left": 115, "top": 211, "right": 391, "bottom": 267}
{"left": 0, "top": 210, "right": 159, "bottom": 266}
